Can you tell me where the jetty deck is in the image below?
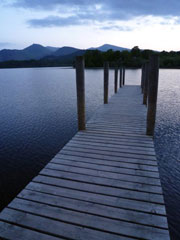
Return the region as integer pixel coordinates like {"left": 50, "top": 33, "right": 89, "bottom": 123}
{"left": 0, "top": 85, "right": 170, "bottom": 239}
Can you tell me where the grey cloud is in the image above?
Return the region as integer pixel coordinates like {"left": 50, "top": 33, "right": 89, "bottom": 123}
{"left": 27, "top": 16, "right": 86, "bottom": 27}
{"left": 12, "top": 0, "right": 180, "bottom": 29}
{"left": 13, "top": 0, "right": 180, "bottom": 17}
{"left": 12, "top": 0, "right": 97, "bottom": 10}
{"left": 101, "top": 26, "right": 133, "bottom": 31}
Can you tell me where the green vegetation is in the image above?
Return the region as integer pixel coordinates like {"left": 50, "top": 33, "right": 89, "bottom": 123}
{"left": 84, "top": 46, "right": 180, "bottom": 68}
{"left": 1, "top": 46, "right": 180, "bottom": 69}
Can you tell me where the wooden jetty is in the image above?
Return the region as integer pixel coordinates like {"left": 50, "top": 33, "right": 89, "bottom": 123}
{"left": 0, "top": 56, "right": 170, "bottom": 239}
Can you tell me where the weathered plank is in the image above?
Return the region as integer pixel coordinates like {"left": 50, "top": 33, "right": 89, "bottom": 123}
{"left": 26, "top": 182, "right": 167, "bottom": 215}
{"left": 17, "top": 189, "right": 168, "bottom": 228}
{"left": 52, "top": 156, "right": 160, "bottom": 174}
{"left": 34, "top": 173, "right": 164, "bottom": 203}
{"left": 42, "top": 164, "right": 161, "bottom": 186}
{"left": 0, "top": 221, "right": 61, "bottom": 240}
{"left": 7, "top": 198, "right": 169, "bottom": 240}
{"left": 0, "top": 208, "right": 132, "bottom": 240}
{"left": 40, "top": 167, "right": 162, "bottom": 193}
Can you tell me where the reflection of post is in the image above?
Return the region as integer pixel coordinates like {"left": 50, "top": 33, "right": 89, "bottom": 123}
{"left": 123, "top": 67, "right": 125, "bottom": 85}
{"left": 75, "top": 56, "right": 85, "bottom": 130}
{"left": 114, "top": 66, "right": 118, "bottom": 93}
{"left": 119, "top": 67, "right": 122, "bottom": 88}
{"left": 104, "top": 61, "right": 109, "bottom": 104}
{"left": 143, "top": 62, "right": 149, "bottom": 105}
{"left": 146, "top": 55, "right": 159, "bottom": 136}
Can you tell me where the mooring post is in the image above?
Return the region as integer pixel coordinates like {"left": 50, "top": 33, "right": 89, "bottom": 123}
{"left": 75, "top": 56, "right": 85, "bottom": 130}
{"left": 114, "top": 66, "right": 118, "bottom": 93}
{"left": 119, "top": 67, "right": 123, "bottom": 88}
{"left": 123, "top": 67, "right": 126, "bottom": 85}
{"left": 141, "top": 63, "right": 146, "bottom": 93}
{"left": 146, "top": 55, "right": 159, "bottom": 136}
{"left": 143, "top": 62, "right": 149, "bottom": 105}
{"left": 104, "top": 61, "right": 109, "bottom": 104}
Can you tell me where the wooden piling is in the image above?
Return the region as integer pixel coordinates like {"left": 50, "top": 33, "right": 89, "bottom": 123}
{"left": 119, "top": 67, "right": 123, "bottom": 88}
{"left": 104, "top": 61, "right": 109, "bottom": 104}
{"left": 123, "top": 67, "right": 125, "bottom": 85}
{"left": 75, "top": 56, "right": 85, "bottom": 130}
{"left": 143, "top": 62, "right": 149, "bottom": 105}
{"left": 146, "top": 55, "right": 159, "bottom": 136}
{"left": 114, "top": 66, "right": 118, "bottom": 93}
{"left": 141, "top": 64, "right": 145, "bottom": 93}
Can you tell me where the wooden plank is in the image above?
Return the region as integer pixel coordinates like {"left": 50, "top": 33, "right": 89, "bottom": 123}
{"left": 71, "top": 138, "right": 155, "bottom": 153}
{"left": 76, "top": 132, "right": 155, "bottom": 146}
{"left": 0, "top": 208, "right": 132, "bottom": 240}
{"left": 26, "top": 182, "right": 166, "bottom": 215}
{"left": 34, "top": 174, "right": 164, "bottom": 203}
{"left": 42, "top": 163, "right": 161, "bottom": 186}
{"left": 67, "top": 141, "right": 156, "bottom": 156}
{"left": 0, "top": 221, "right": 61, "bottom": 240}
{"left": 62, "top": 146, "right": 157, "bottom": 160}
{"left": 18, "top": 189, "right": 168, "bottom": 228}
{"left": 87, "top": 123, "right": 146, "bottom": 131}
{"left": 86, "top": 128, "right": 149, "bottom": 137}
{"left": 40, "top": 167, "right": 162, "bottom": 194}
{"left": 73, "top": 134, "right": 155, "bottom": 148}
{"left": 52, "top": 156, "right": 160, "bottom": 174}
{"left": 7, "top": 198, "right": 169, "bottom": 240}
{"left": 79, "top": 129, "right": 153, "bottom": 141}
{"left": 59, "top": 150, "right": 158, "bottom": 166}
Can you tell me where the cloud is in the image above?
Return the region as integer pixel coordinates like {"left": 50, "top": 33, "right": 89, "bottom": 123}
{"left": 28, "top": 16, "right": 85, "bottom": 28}
{"left": 100, "top": 25, "right": 133, "bottom": 31}
{"left": 11, "top": 0, "right": 180, "bottom": 29}
{"left": 12, "top": 0, "right": 180, "bottom": 17}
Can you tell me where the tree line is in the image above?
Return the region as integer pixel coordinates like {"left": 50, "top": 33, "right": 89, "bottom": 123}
{"left": 1, "top": 46, "right": 180, "bottom": 68}
{"left": 84, "top": 46, "right": 180, "bottom": 68}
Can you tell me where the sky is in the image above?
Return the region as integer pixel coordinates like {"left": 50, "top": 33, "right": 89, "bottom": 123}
{"left": 1, "top": 0, "right": 180, "bottom": 51}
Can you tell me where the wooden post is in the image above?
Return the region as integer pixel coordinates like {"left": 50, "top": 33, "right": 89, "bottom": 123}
{"left": 114, "top": 66, "right": 118, "bottom": 93}
{"left": 146, "top": 55, "right": 159, "bottom": 136}
{"left": 75, "top": 56, "right": 85, "bottom": 130}
{"left": 141, "top": 64, "right": 145, "bottom": 93}
{"left": 119, "top": 67, "right": 123, "bottom": 88}
{"left": 141, "top": 65, "right": 143, "bottom": 89}
{"left": 123, "top": 67, "right": 125, "bottom": 85}
{"left": 104, "top": 61, "right": 109, "bottom": 104}
{"left": 143, "top": 62, "right": 149, "bottom": 105}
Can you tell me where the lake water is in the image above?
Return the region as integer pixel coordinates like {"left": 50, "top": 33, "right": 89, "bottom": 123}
{"left": 0, "top": 67, "right": 179, "bottom": 239}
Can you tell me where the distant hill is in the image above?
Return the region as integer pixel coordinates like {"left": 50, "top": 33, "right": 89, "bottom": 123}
{"left": 22, "top": 44, "right": 52, "bottom": 59}
{"left": 0, "top": 43, "right": 130, "bottom": 62}
{"left": 46, "top": 46, "right": 59, "bottom": 52}
{"left": 89, "top": 44, "right": 129, "bottom": 52}
{"left": 43, "top": 50, "right": 86, "bottom": 62}
{"left": 0, "top": 44, "right": 52, "bottom": 62}
{"left": 52, "top": 47, "right": 82, "bottom": 57}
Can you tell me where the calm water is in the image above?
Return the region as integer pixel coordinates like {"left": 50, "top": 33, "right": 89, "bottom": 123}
{"left": 0, "top": 67, "right": 179, "bottom": 239}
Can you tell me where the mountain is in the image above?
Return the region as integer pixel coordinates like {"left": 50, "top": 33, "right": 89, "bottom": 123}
{"left": 46, "top": 46, "right": 59, "bottom": 52}
{"left": 89, "top": 44, "right": 129, "bottom": 52}
{"left": 43, "top": 50, "right": 86, "bottom": 61}
{"left": 0, "top": 44, "right": 52, "bottom": 62}
{"left": 22, "top": 44, "right": 52, "bottom": 59}
{"left": 52, "top": 47, "right": 81, "bottom": 56}
{"left": 0, "top": 43, "right": 129, "bottom": 63}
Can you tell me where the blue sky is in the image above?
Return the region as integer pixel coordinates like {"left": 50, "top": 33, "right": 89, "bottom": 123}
{"left": 1, "top": 0, "right": 180, "bottom": 50}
